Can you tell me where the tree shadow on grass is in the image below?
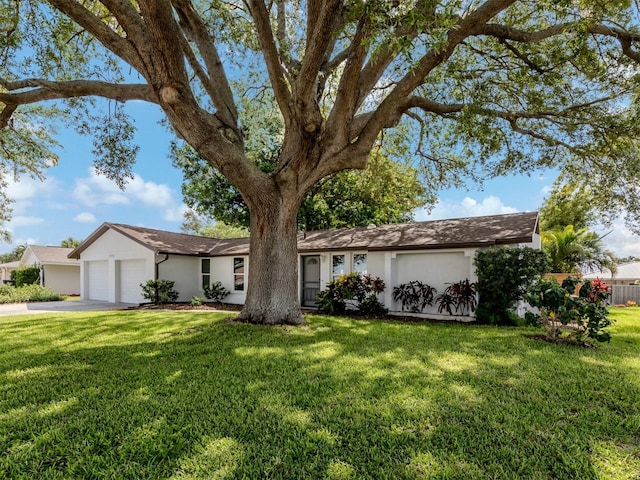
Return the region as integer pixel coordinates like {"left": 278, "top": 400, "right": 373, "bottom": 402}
{"left": 0, "top": 312, "right": 638, "bottom": 479}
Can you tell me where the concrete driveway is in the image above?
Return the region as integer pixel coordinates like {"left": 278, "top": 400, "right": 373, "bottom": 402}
{"left": 0, "top": 300, "right": 135, "bottom": 316}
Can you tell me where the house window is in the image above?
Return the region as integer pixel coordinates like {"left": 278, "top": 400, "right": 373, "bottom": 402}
{"left": 332, "top": 254, "right": 345, "bottom": 280}
{"left": 353, "top": 253, "right": 367, "bottom": 274}
{"left": 234, "top": 257, "right": 245, "bottom": 291}
{"left": 201, "top": 258, "right": 210, "bottom": 288}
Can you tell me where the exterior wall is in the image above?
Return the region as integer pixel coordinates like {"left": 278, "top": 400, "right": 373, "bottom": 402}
{"left": 389, "top": 249, "right": 476, "bottom": 316}
{"left": 79, "top": 229, "right": 155, "bottom": 303}
{"left": 157, "top": 255, "right": 200, "bottom": 302}
{"left": 43, "top": 265, "right": 80, "bottom": 295}
{"left": 20, "top": 249, "right": 39, "bottom": 267}
{"left": 207, "top": 255, "right": 249, "bottom": 305}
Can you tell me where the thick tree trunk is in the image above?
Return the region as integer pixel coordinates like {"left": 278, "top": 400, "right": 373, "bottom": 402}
{"left": 236, "top": 192, "right": 304, "bottom": 325}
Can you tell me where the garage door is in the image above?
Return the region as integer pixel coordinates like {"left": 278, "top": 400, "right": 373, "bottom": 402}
{"left": 119, "top": 259, "right": 147, "bottom": 304}
{"left": 87, "top": 261, "right": 109, "bottom": 301}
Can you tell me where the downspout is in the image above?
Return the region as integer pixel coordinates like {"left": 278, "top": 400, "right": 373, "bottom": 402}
{"left": 155, "top": 253, "right": 170, "bottom": 280}
{"left": 154, "top": 254, "right": 170, "bottom": 304}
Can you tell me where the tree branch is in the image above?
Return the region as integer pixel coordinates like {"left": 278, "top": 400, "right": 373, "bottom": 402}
{"left": 0, "top": 79, "right": 157, "bottom": 128}
{"left": 295, "top": 0, "right": 343, "bottom": 130}
{"left": 171, "top": 0, "right": 239, "bottom": 128}
{"left": 248, "top": 0, "right": 293, "bottom": 125}
{"left": 355, "top": 0, "right": 518, "bottom": 150}
{"left": 46, "top": 0, "right": 146, "bottom": 73}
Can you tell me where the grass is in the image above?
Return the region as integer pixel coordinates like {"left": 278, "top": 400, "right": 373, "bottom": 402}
{"left": 0, "top": 308, "right": 638, "bottom": 479}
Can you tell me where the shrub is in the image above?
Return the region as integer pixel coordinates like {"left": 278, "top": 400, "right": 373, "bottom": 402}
{"left": 436, "top": 279, "right": 477, "bottom": 316}
{"left": 190, "top": 296, "right": 204, "bottom": 306}
{"left": 474, "top": 247, "right": 549, "bottom": 325}
{"left": 10, "top": 266, "right": 41, "bottom": 287}
{"left": 317, "top": 273, "right": 387, "bottom": 316}
{"left": 392, "top": 281, "right": 437, "bottom": 312}
{"left": 140, "top": 279, "right": 179, "bottom": 305}
{"left": 0, "top": 284, "right": 64, "bottom": 303}
{"left": 203, "top": 281, "right": 230, "bottom": 302}
{"left": 525, "top": 276, "right": 614, "bottom": 343}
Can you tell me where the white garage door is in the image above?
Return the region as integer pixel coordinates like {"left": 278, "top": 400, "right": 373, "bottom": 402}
{"left": 87, "top": 261, "right": 109, "bottom": 301}
{"left": 119, "top": 259, "right": 147, "bottom": 304}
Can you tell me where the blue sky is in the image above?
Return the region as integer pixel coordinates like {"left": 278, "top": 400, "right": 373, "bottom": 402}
{"left": 2, "top": 102, "right": 639, "bottom": 258}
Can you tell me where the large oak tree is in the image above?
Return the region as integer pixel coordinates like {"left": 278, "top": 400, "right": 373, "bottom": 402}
{"left": 2, "top": 1, "right": 640, "bottom": 324}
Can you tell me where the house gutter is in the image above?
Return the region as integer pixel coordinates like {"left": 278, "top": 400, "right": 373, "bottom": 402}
{"left": 155, "top": 253, "right": 170, "bottom": 280}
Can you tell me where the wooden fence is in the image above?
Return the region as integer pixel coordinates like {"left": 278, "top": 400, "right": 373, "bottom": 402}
{"left": 609, "top": 285, "right": 640, "bottom": 305}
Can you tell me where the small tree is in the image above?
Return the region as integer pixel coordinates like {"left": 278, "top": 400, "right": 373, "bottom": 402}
{"left": 475, "top": 247, "right": 549, "bottom": 325}
{"left": 10, "top": 266, "right": 41, "bottom": 287}
{"left": 526, "top": 277, "right": 613, "bottom": 343}
{"left": 140, "top": 280, "right": 179, "bottom": 305}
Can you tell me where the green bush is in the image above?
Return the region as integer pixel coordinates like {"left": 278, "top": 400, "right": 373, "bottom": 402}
{"left": 189, "top": 296, "right": 203, "bottom": 306}
{"left": 203, "top": 281, "right": 230, "bottom": 302}
{"left": 318, "top": 273, "right": 387, "bottom": 316}
{"left": 474, "top": 247, "right": 549, "bottom": 325}
{"left": 140, "top": 279, "right": 179, "bottom": 305}
{"left": 436, "top": 279, "right": 477, "bottom": 316}
{"left": 10, "top": 266, "right": 41, "bottom": 287}
{"left": 0, "top": 284, "right": 64, "bottom": 303}
{"left": 392, "top": 281, "right": 437, "bottom": 312}
{"left": 526, "top": 276, "right": 614, "bottom": 343}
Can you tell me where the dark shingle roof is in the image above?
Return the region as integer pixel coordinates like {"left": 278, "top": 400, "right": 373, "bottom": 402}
{"left": 297, "top": 212, "right": 539, "bottom": 252}
{"left": 69, "top": 212, "right": 538, "bottom": 259}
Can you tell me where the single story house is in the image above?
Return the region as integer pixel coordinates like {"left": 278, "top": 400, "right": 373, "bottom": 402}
{"left": 20, "top": 245, "right": 81, "bottom": 295}
{"left": 0, "top": 260, "right": 20, "bottom": 283}
{"left": 583, "top": 262, "right": 640, "bottom": 286}
{"left": 69, "top": 212, "right": 540, "bottom": 317}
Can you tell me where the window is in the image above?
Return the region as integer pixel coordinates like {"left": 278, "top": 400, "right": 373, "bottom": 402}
{"left": 353, "top": 253, "right": 367, "bottom": 274}
{"left": 332, "top": 254, "right": 345, "bottom": 280}
{"left": 234, "top": 257, "right": 245, "bottom": 291}
{"left": 201, "top": 259, "right": 210, "bottom": 289}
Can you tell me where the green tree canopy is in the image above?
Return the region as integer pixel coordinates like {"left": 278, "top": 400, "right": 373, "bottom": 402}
{"left": 181, "top": 210, "right": 250, "bottom": 239}
{"left": 174, "top": 144, "right": 430, "bottom": 231}
{"left": 60, "top": 237, "right": 82, "bottom": 248}
{"left": 540, "top": 182, "right": 598, "bottom": 232}
{"left": 3, "top": 1, "right": 640, "bottom": 323}
{"left": 0, "top": 244, "right": 25, "bottom": 264}
{"left": 542, "top": 225, "right": 617, "bottom": 274}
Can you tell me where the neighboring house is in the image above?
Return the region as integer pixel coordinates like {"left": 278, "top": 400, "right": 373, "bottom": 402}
{"left": 0, "top": 261, "right": 20, "bottom": 283}
{"left": 20, "top": 245, "right": 80, "bottom": 295}
{"left": 583, "top": 262, "right": 640, "bottom": 286}
{"left": 69, "top": 212, "right": 540, "bottom": 316}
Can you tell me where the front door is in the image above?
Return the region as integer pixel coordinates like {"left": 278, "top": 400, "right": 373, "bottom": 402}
{"left": 301, "top": 255, "right": 321, "bottom": 307}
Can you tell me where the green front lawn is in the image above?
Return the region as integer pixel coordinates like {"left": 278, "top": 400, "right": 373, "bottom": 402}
{"left": 0, "top": 309, "right": 638, "bottom": 479}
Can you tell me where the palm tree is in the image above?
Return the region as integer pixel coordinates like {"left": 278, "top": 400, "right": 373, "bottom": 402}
{"left": 542, "top": 225, "right": 617, "bottom": 274}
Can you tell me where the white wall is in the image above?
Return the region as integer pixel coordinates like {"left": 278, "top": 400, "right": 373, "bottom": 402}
{"left": 43, "top": 265, "right": 80, "bottom": 295}
{"left": 387, "top": 249, "right": 476, "bottom": 315}
{"left": 208, "top": 255, "right": 249, "bottom": 305}
{"left": 157, "top": 255, "right": 200, "bottom": 302}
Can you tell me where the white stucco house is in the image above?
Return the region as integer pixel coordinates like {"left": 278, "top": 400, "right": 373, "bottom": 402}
{"left": 20, "top": 245, "right": 81, "bottom": 295}
{"left": 68, "top": 212, "right": 540, "bottom": 316}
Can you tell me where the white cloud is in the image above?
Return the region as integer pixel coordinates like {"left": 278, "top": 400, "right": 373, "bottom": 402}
{"left": 72, "top": 170, "right": 129, "bottom": 207}
{"left": 73, "top": 212, "right": 97, "bottom": 223}
{"left": 162, "top": 204, "right": 189, "bottom": 222}
{"left": 9, "top": 216, "right": 45, "bottom": 228}
{"left": 73, "top": 168, "right": 183, "bottom": 220}
{"left": 596, "top": 220, "right": 640, "bottom": 258}
{"left": 6, "top": 175, "right": 58, "bottom": 201}
{"left": 415, "top": 195, "right": 518, "bottom": 221}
